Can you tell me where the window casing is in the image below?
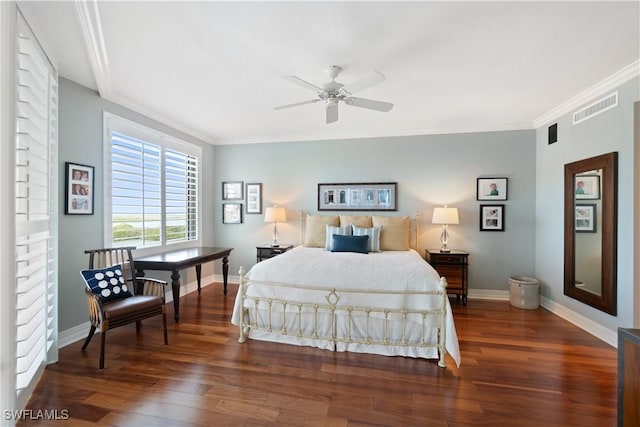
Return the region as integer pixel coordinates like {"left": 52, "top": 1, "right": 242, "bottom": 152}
{"left": 104, "top": 113, "right": 201, "bottom": 253}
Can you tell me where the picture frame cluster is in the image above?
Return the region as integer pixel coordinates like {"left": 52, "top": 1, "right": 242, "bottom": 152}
{"left": 477, "top": 177, "right": 507, "bottom": 232}
{"left": 222, "top": 181, "right": 263, "bottom": 224}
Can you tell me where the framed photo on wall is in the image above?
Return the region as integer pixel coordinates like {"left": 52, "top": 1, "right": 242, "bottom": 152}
{"left": 222, "top": 203, "right": 243, "bottom": 224}
{"left": 245, "top": 183, "right": 262, "bottom": 214}
{"left": 477, "top": 177, "right": 508, "bottom": 201}
{"left": 317, "top": 182, "right": 397, "bottom": 211}
{"left": 574, "top": 174, "right": 600, "bottom": 200}
{"left": 479, "top": 204, "right": 505, "bottom": 231}
{"left": 222, "top": 181, "right": 243, "bottom": 200}
{"left": 575, "top": 204, "right": 597, "bottom": 232}
{"left": 65, "top": 162, "right": 94, "bottom": 215}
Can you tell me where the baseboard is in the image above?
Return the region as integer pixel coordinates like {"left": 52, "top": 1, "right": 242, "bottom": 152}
{"left": 467, "top": 289, "right": 509, "bottom": 300}
{"left": 539, "top": 296, "right": 617, "bottom": 348}
{"left": 467, "top": 290, "right": 616, "bottom": 347}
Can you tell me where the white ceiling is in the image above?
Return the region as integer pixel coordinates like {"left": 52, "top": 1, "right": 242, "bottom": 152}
{"left": 21, "top": 1, "right": 640, "bottom": 145}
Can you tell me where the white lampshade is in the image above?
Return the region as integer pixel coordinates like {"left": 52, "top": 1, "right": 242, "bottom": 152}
{"left": 432, "top": 207, "right": 459, "bottom": 225}
{"left": 264, "top": 206, "right": 286, "bottom": 223}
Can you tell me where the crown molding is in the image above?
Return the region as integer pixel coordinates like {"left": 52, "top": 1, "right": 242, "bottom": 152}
{"left": 74, "top": 0, "right": 111, "bottom": 97}
{"left": 104, "top": 92, "right": 217, "bottom": 145}
{"left": 214, "top": 122, "right": 534, "bottom": 146}
{"left": 533, "top": 59, "right": 640, "bottom": 128}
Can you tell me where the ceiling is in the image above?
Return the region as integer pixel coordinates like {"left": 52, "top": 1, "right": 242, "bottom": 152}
{"left": 20, "top": 1, "right": 640, "bottom": 145}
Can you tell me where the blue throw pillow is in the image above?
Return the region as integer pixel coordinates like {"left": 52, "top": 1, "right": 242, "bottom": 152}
{"left": 331, "top": 234, "right": 369, "bottom": 254}
{"left": 352, "top": 225, "right": 382, "bottom": 252}
{"left": 80, "top": 264, "right": 132, "bottom": 302}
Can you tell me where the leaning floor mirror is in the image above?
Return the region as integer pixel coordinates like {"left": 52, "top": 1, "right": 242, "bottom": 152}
{"left": 564, "top": 152, "right": 618, "bottom": 315}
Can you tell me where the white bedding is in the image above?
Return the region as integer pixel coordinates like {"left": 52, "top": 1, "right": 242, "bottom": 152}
{"left": 231, "top": 246, "right": 461, "bottom": 367}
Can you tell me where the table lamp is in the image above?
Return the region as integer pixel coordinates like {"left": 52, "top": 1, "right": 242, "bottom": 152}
{"left": 432, "top": 206, "right": 459, "bottom": 253}
{"left": 264, "top": 206, "right": 286, "bottom": 247}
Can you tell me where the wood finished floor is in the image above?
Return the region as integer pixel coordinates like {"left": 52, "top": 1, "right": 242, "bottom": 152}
{"left": 20, "top": 283, "right": 617, "bottom": 426}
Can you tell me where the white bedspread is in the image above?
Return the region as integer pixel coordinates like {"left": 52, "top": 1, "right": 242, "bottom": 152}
{"left": 232, "top": 246, "right": 461, "bottom": 367}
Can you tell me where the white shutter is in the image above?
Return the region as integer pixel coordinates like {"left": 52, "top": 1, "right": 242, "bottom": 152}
{"left": 165, "top": 149, "right": 198, "bottom": 243}
{"left": 111, "top": 132, "right": 162, "bottom": 247}
{"left": 14, "top": 11, "right": 58, "bottom": 407}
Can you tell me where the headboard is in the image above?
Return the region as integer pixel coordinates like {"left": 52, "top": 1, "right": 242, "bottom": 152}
{"left": 298, "top": 211, "right": 420, "bottom": 252}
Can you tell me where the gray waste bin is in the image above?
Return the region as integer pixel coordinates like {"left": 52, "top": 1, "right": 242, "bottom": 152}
{"left": 509, "top": 276, "right": 540, "bottom": 309}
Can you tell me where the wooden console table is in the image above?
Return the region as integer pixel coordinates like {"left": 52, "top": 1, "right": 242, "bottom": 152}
{"left": 135, "top": 247, "right": 233, "bottom": 322}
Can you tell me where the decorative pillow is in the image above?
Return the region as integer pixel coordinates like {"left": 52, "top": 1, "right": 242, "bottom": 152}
{"left": 372, "top": 215, "right": 410, "bottom": 251}
{"left": 352, "top": 225, "right": 382, "bottom": 252}
{"left": 331, "top": 235, "right": 369, "bottom": 254}
{"left": 80, "top": 264, "right": 132, "bottom": 302}
{"left": 339, "top": 215, "right": 373, "bottom": 228}
{"left": 304, "top": 215, "right": 339, "bottom": 247}
{"left": 325, "top": 225, "right": 353, "bottom": 251}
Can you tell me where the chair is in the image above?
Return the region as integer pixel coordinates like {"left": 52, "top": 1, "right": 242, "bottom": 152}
{"left": 80, "top": 247, "right": 168, "bottom": 369}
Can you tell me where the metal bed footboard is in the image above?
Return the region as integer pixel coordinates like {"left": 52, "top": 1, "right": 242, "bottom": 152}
{"left": 237, "top": 267, "right": 450, "bottom": 367}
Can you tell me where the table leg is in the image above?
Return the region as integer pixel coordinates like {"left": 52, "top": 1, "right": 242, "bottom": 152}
{"left": 222, "top": 256, "right": 229, "bottom": 295}
{"left": 196, "top": 264, "right": 202, "bottom": 294}
{"left": 171, "top": 269, "right": 181, "bottom": 322}
{"left": 135, "top": 268, "right": 145, "bottom": 295}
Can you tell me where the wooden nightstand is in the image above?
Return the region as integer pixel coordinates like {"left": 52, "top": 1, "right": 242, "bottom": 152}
{"left": 256, "top": 244, "right": 293, "bottom": 262}
{"left": 425, "top": 249, "right": 469, "bottom": 305}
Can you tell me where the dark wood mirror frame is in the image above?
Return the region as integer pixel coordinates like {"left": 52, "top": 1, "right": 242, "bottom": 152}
{"left": 564, "top": 152, "right": 618, "bottom": 315}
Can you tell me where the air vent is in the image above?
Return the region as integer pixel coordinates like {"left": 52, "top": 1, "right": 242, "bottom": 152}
{"left": 573, "top": 91, "right": 618, "bottom": 125}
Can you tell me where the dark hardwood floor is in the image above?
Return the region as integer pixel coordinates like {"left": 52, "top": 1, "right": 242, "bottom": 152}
{"left": 20, "top": 283, "right": 617, "bottom": 426}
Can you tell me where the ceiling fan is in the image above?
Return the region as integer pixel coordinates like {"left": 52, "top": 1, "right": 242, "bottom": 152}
{"left": 274, "top": 66, "right": 393, "bottom": 124}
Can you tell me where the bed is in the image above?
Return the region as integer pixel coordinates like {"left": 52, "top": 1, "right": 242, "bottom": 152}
{"left": 231, "top": 213, "right": 461, "bottom": 368}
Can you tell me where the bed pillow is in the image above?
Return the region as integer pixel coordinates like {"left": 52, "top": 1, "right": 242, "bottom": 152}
{"left": 325, "top": 225, "right": 353, "bottom": 251}
{"left": 331, "top": 234, "right": 369, "bottom": 254}
{"left": 80, "top": 264, "right": 132, "bottom": 302}
{"left": 304, "top": 215, "right": 340, "bottom": 247}
{"left": 352, "top": 225, "right": 381, "bottom": 252}
{"left": 372, "top": 215, "right": 410, "bottom": 251}
{"left": 339, "top": 215, "right": 373, "bottom": 228}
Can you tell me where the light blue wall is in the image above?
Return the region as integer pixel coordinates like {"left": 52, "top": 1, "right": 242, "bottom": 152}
{"left": 213, "top": 130, "right": 537, "bottom": 293}
{"left": 58, "top": 78, "right": 215, "bottom": 331}
{"left": 535, "top": 76, "right": 639, "bottom": 333}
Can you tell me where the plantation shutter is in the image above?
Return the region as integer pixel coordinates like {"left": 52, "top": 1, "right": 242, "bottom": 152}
{"left": 14, "top": 11, "right": 58, "bottom": 408}
{"left": 165, "top": 149, "right": 198, "bottom": 242}
{"left": 111, "top": 132, "right": 162, "bottom": 247}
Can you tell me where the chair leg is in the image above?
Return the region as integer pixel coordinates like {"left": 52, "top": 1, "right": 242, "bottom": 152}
{"left": 99, "top": 329, "right": 106, "bottom": 370}
{"left": 162, "top": 312, "right": 168, "bottom": 346}
{"left": 81, "top": 325, "right": 97, "bottom": 351}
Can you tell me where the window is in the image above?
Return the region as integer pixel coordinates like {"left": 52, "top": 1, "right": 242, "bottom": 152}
{"left": 104, "top": 114, "right": 200, "bottom": 250}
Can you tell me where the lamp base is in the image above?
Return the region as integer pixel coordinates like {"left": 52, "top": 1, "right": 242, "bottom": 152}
{"left": 439, "top": 248, "right": 451, "bottom": 253}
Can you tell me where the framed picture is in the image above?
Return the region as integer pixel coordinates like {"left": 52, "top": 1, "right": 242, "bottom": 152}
{"left": 479, "top": 204, "right": 505, "bottom": 231}
{"left": 575, "top": 204, "right": 597, "bottom": 232}
{"left": 222, "top": 203, "right": 243, "bottom": 224}
{"left": 477, "top": 177, "right": 508, "bottom": 201}
{"left": 318, "top": 182, "right": 397, "bottom": 211}
{"left": 222, "top": 181, "right": 243, "bottom": 200}
{"left": 64, "top": 162, "right": 94, "bottom": 215}
{"left": 575, "top": 174, "right": 600, "bottom": 200}
{"left": 245, "top": 183, "right": 262, "bottom": 214}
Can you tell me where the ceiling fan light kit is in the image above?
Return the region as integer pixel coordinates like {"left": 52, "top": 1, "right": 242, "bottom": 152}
{"left": 275, "top": 66, "right": 393, "bottom": 124}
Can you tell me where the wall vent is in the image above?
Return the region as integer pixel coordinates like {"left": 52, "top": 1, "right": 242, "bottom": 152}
{"left": 573, "top": 91, "right": 618, "bottom": 125}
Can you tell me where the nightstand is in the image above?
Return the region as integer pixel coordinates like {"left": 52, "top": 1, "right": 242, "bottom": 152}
{"left": 256, "top": 244, "right": 293, "bottom": 262}
{"left": 425, "top": 249, "right": 469, "bottom": 305}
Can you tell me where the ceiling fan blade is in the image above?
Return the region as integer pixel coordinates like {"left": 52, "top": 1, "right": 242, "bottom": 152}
{"left": 283, "top": 75, "right": 324, "bottom": 93}
{"left": 340, "top": 70, "right": 386, "bottom": 95}
{"left": 273, "top": 99, "right": 321, "bottom": 110}
{"left": 344, "top": 97, "right": 393, "bottom": 112}
{"left": 326, "top": 101, "right": 338, "bottom": 124}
